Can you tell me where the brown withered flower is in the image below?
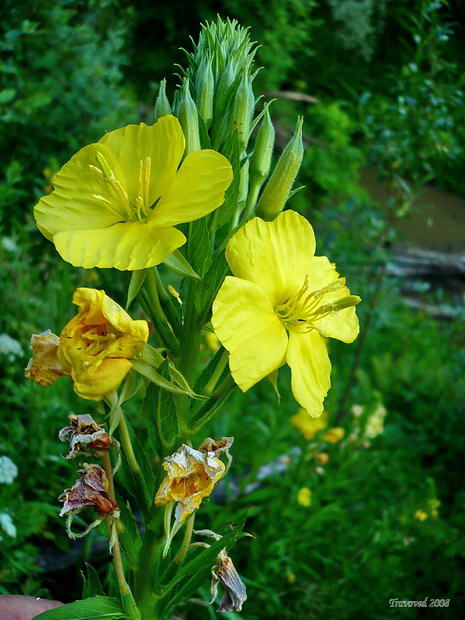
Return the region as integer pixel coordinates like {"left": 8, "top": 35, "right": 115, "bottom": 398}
{"left": 24, "top": 330, "right": 68, "bottom": 386}
{"left": 59, "top": 463, "right": 118, "bottom": 518}
{"left": 194, "top": 529, "right": 247, "bottom": 613}
{"left": 59, "top": 414, "right": 114, "bottom": 459}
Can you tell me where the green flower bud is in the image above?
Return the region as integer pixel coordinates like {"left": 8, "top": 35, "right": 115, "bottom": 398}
{"left": 250, "top": 107, "right": 275, "bottom": 183}
{"left": 232, "top": 71, "right": 255, "bottom": 153}
{"left": 256, "top": 117, "right": 304, "bottom": 221}
{"left": 238, "top": 158, "right": 249, "bottom": 208}
{"left": 154, "top": 79, "right": 172, "bottom": 120}
{"left": 196, "top": 55, "right": 214, "bottom": 130}
{"left": 178, "top": 78, "right": 201, "bottom": 154}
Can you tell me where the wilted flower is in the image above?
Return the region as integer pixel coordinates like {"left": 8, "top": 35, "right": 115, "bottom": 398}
{"left": 155, "top": 437, "right": 233, "bottom": 524}
{"left": 58, "top": 287, "right": 148, "bottom": 400}
{"left": 212, "top": 210, "right": 360, "bottom": 417}
{"left": 34, "top": 115, "right": 232, "bottom": 271}
{"left": 291, "top": 408, "right": 328, "bottom": 439}
{"left": 59, "top": 414, "right": 114, "bottom": 459}
{"left": 59, "top": 464, "right": 117, "bottom": 517}
{"left": 24, "top": 330, "right": 68, "bottom": 386}
{"left": 297, "top": 487, "right": 312, "bottom": 507}
{"left": 322, "top": 427, "right": 345, "bottom": 443}
{"left": 195, "top": 529, "right": 247, "bottom": 613}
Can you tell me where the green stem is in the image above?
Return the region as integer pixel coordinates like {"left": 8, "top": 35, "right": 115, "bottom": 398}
{"left": 203, "top": 349, "right": 229, "bottom": 395}
{"left": 145, "top": 268, "right": 179, "bottom": 352}
{"left": 174, "top": 514, "right": 195, "bottom": 565}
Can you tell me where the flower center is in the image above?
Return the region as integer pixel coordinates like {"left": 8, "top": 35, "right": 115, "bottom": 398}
{"left": 276, "top": 276, "right": 360, "bottom": 333}
{"left": 89, "top": 152, "right": 153, "bottom": 222}
{"left": 80, "top": 324, "right": 121, "bottom": 362}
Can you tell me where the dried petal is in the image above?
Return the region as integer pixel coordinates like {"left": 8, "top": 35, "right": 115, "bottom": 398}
{"left": 25, "top": 330, "right": 68, "bottom": 386}
{"left": 214, "top": 549, "right": 247, "bottom": 613}
{"left": 59, "top": 464, "right": 118, "bottom": 517}
{"left": 59, "top": 414, "right": 113, "bottom": 459}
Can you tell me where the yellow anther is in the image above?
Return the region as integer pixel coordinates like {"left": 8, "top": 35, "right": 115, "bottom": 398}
{"left": 167, "top": 285, "right": 182, "bottom": 305}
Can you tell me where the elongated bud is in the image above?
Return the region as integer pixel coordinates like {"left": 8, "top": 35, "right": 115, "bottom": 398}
{"left": 214, "top": 59, "right": 236, "bottom": 120}
{"left": 232, "top": 71, "right": 255, "bottom": 152}
{"left": 196, "top": 55, "right": 214, "bottom": 129}
{"left": 238, "top": 158, "right": 249, "bottom": 208}
{"left": 154, "top": 79, "right": 172, "bottom": 120}
{"left": 256, "top": 117, "right": 304, "bottom": 221}
{"left": 178, "top": 78, "right": 201, "bottom": 154}
{"left": 250, "top": 107, "right": 275, "bottom": 182}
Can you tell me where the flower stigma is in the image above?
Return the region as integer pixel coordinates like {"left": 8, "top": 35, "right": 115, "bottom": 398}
{"left": 275, "top": 275, "right": 360, "bottom": 333}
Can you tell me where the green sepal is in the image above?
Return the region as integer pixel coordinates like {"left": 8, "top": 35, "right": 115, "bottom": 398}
{"left": 81, "top": 564, "right": 105, "bottom": 599}
{"left": 187, "top": 216, "right": 213, "bottom": 277}
{"left": 126, "top": 269, "right": 147, "bottom": 310}
{"left": 163, "top": 249, "right": 200, "bottom": 280}
{"left": 132, "top": 359, "right": 204, "bottom": 399}
{"left": 35, "top": 596, "right": 125, "bottom": 619}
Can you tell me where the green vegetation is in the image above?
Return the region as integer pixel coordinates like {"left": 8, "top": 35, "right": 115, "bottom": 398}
{"left": 1, "top": 1, "right": 464, "bottom": 617}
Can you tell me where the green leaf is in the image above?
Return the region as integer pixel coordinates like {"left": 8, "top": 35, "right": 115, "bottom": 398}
{"left": 81, "top": 564, "right": 105, "bottom": 598}
{"left": 163, "top": 250, "right": 200, "bottom": 280}
{"left": 117, "top": 500, "right": 142, "bottom": 569}
{"left": 35, "top": 596, "right": 124, "bottom": 619}
{"left": 141, "top": 344, "right": 165, "bottom": 369}
{"left": 126, "top": 269, "right": 147, "bottom": 309}
{"left": 146, "top": 380, "right": 179, "bottom": 455}
{"left": 187, "top": 216, "right": 213, "bottom": 277}
{"left": 0, "top": 88, "right": 16, "bottom": 104}
{"left": 132, "top": 359, "right": 205, "bottom": 399}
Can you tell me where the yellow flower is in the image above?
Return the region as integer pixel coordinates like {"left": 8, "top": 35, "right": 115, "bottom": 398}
{"left": 25, "top": 330, "right": 68, "bottom": 386}
{"left": 315, "top": 452, "right": 329, "bottom": 465}
{"left": 34, "top": 115, "right": 233, "bottom": 271}
{"left": 291, "top": 407, "right": 328, "bottom": 439}
{"left": 212, "top": 210, "right": 360, "bottom": 417}
{"left": 297, "top": 487, "right": 312, "bottom": 507}
{"left": 322, "top": 427, "right": 345, "bottom": 443}
{"left": 58, "top": 288, "right": 148, "bottom": 400}
{"left": 155, "top": 437, "right": 233, "bottom": 523}
{"left": 414, "top": 510, "right": 428, "bottom": 521}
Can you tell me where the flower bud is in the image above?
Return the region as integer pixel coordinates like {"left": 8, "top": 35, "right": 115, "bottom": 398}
{"left": 196, "top": 55, "right": 214, "bottom": 129}
{"left": 256, "top": 117, "right": 304, "bottom": 221}
{"left": 237, "top": 158, "right": 249, "bottom": 209}
{"left": 154, "top": 78, "right": 172, "bottom": 120}
{"left": 231, "top": 71, "right": 255, "bottom": 152}
{"left": 250, "top": 107, "right": 275, "bottom": 183}
{"left": 178, "top": 78, "right": 201, "bottom": 154}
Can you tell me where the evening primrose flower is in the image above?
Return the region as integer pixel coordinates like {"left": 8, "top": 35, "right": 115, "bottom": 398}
{"left": 58, "top": 288, "right": 148, "bottom": 400}
{"left": 155, "top": 437, "right": 233, "bottom": 524}
{"left": 34, "top": 115, "right": 233, "bottom": 270}
{"left": 414, "top": 510, "right": 428, "bottom": 521}
{"left": 212, "top": 210, "right": 360, "bottom": 417}
{"left": 291, "top": 407, "right": 328, "bottom": 439}
{"left": 59, "top": 414, "right": 114, "bottom": 459}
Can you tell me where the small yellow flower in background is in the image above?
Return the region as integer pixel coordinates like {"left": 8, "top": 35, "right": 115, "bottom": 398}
{"left": 315, "top": 452, "right": 330, "bottom": 465}
{"left": 322, "top": 427, "right": 345, "bottom": 443}
{"left": 414, "top": 510, "right": 428, "bottom": 521}
{"left": 58, "top": 287, "right": 148, "bottom": 400}
{"left": 297, "top": 487, "right": 312, "bottom": 507}
{"left": 428, "top": 499, "right": 440, "bottom": 519}
{"left": 212, "top": 210, "right": 360, "bottom": 417}
{"left": 25, "top": 330, "right": 68, "bottom": 386}
{"left": 287, "top": 572, "right": 297, "bottom": 584}
{"left": 155, "top": 437, "right": 233, "bottom": 524}
{"left": 34, "top": 115, "right": 233, "bottom": 271}
{"left": 291, "top": 408, "right": 328, "bottom": 439}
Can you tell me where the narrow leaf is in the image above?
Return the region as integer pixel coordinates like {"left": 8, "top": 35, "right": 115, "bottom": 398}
{"left": 35, "top": 596, "right": 124, "bottom": 619}
{"left": 126, "top": 269, "right": 147, "bottom": 309}
{"left": 164, "top": 250, "right": 200, "bottom": 280}
{"left": 132, "top": 359, "right": 205, "bottom": 399}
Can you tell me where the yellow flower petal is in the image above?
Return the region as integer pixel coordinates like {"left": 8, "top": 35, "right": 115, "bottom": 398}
{"left": 99, "top": 115, "right": 185, "bottom": 206}
{"left": 34, "top": 143, "right": 128, "bottom": 240}
{"left": 53, "top": 222, "right": 186, "bottom": 270}
{"left": 286, "top": 330, "right": 331, "bottom": 417}
{"left": 309, "top": 257, "right": 360, "bottom": 343}
{"left": 212, "top": 276, "right": 288, "bottom": 391}
{"left": 225, "top": 210, "right": 316, "bottom": 306}
{"left": 71, "top": 358, "right": 133, "bottom": 401}
{"left": 150, "top": 149, "right": 233, "bottom": 227}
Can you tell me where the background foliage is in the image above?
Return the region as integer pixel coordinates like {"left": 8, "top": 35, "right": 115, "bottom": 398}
{"left": 1, "top": 0, "right": 464, "bottom": 616}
